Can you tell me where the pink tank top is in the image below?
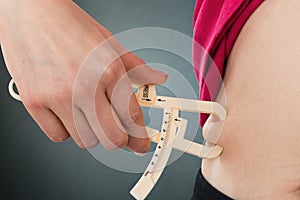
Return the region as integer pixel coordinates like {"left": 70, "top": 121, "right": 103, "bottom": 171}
{"left": 193, "top": 0, "right": 264, "bottom": 126}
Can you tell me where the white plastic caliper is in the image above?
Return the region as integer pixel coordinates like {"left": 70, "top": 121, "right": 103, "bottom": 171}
{"left": 8, "top": 80, "right": 226, "bottom": 200}
{"left": 131, "top": 84, "right": 226, "bottom": 200}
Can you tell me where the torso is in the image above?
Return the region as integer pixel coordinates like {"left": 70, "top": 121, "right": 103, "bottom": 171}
{"left": 202, "top": 0, "right": 300, "bottom": 199}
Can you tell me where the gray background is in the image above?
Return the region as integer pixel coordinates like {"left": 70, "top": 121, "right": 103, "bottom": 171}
{"left": 0, "top": 1, "right": 202, "bottom": 199}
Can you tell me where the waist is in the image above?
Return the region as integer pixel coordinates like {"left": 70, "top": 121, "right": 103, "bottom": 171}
{"left": 200, "top": 0, "right": 300, "bottom": 198}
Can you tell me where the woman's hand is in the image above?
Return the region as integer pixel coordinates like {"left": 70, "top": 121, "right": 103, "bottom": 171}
{"left": 0, "top": 0, "right": 167, "bottom": 152}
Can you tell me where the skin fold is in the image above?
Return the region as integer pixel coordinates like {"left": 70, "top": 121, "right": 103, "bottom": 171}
{"left": 202, "top": 0, "right": 300, "bottom": 199}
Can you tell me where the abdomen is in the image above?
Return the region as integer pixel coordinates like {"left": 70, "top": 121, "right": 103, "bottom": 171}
{"left": 202, "top": 0, "right": 300, "bottom": 199}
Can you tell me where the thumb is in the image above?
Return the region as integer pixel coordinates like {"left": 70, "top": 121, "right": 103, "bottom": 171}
{"left": 121, "top": 52, "right": 168, "bottom": 85}
{"left": 93, "top": 22, "right": 168, "bottom": 84}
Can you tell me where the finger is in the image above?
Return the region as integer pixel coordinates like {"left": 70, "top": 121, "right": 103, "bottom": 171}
{"left": 121, "top": 53, "right": 168, "bottom": 85}
{"left": 72, "top": 43, "right": 130, "bottom": 150}
{"left": 24, "top": 104, "right": 70, "bottom": 143}
{"left": 72, "top": 106, "right": 100, "bottom": 149}
{"left": 104, "top": 62, "right": 150, "bottom": 153}
{"left": 82, "top": 83, "right": 129, "bottom": 150}
{"left": 94, "top": 22, "right": 168, "bottom": 84}
{"left": 50, "top": 100, "right": 99, "bottom": 149}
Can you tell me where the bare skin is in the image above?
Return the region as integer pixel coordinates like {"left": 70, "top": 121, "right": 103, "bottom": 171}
{"left": 203, "top": 0, "right": 300, "bottom": 199}
{"left": 0, "top": 0, "right": 167, "bottom": 152}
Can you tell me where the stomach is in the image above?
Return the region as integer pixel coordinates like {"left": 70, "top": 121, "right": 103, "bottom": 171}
{"left": 201, "top": 0, "right": 300, "bottom": 199}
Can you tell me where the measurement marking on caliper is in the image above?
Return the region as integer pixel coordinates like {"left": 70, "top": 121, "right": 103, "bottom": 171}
{"left": 141, "top": 98, "right": 152, "bottom": 102}
{"left": 153, "top": 111, "right": 171, "bottom": 171}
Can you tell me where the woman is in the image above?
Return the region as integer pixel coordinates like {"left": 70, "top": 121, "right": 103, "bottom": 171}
{"left": 192, "top": 0, "right": 300, "bottom": 199}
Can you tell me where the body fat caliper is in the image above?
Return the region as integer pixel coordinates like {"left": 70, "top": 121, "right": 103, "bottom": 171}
{"left": 8, "top": 80, "right": 226, "bottom": 200}
{"left": 131, "top": 84, "right": 226, "bottom": 200}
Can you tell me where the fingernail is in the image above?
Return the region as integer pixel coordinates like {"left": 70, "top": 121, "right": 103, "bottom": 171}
{"left": 135, "top": 152, "right": 146, "bottom": 157}
{"left": 154, "top": 70, "right": 168, "bottom": 77}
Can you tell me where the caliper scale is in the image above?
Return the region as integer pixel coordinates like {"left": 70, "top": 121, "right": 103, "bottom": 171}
{"left": 131, "top": 84, "right": 225, "bottom": 200}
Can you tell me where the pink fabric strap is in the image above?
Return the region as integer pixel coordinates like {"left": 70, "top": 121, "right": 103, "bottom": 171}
{"left": 193, "top": 0, "right": 264, "bottom": 126}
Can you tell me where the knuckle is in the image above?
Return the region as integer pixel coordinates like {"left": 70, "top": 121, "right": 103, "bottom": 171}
{"left": 52, "top": 87, "right": 71, "bottom": 102}
{"left": 85, "top": 30, "right": 106, "bottom": 48}
{"left": 52, "top": 91, "right": 64, "bottom": 103}
{"left": 73, "top": 80, "right": 93, "bottom": 105}
{"left": 107, "top": 60, "right": 121, "bottom": 74}
{"left": 112, "top": 137, "right": 127, "bottom": 149}
{"left": 24, "top": 88, "right": 70, "bottom": 110}
{"left": 22, "top": 94, "right": 44, "bottom": 110}
{"left": 125, "top": 107, "right": 143, "bottom": 129}
{"left": 101, "top": 60, "right": 124, "bottom": 85}
{"left": 102, "top": 134, "right": 128, "bottom": 150}
{"left": 46, "top": 87, "right": 72, "bottom": 108}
